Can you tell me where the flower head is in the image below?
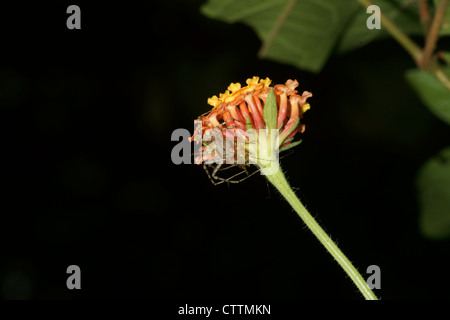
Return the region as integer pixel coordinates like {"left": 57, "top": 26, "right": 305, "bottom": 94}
{"left": 191, "top": 77, "right": 312, "bottom": 167}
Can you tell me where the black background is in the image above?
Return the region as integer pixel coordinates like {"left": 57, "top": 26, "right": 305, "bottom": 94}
{"left": 0, "top": 1, "right": 450, "bottom": 300}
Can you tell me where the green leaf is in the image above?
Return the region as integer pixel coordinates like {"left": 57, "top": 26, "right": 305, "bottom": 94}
{"left": 201, "top": 0, "right": 358, "bottom": 73}
{"left": 434, "top": 0, "right": 450, "bottom": 35}
{"left": 337, "top": 0, "right": 423, "bottom": 53}
{"left": 416, "top": 146, "right": 450, "bottom": 240}
{"left": 405, "top": 68, "right": 450, "bottom": 125}
{"left": 263, "top": 88, "right": 277, "bottom": 130}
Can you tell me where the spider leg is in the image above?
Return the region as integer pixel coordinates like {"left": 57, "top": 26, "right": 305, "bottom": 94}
{"left": 212, "top": 164, "right": 261, "bottom": 184}
{"left": 222, "top": 166, "right": 261, "bottom": 183}
{"left": 216, "top": 163, "right": 241, "bottom": 172}
{"left": 203, "top": 162, "right": 226, "bottom": 185}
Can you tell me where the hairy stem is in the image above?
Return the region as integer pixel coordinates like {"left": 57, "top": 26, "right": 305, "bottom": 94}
{"left": 260, "top": 162, "right": 378, "bottom": 300}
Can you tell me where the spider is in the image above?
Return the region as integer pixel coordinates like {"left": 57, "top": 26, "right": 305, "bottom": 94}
{"left": 202, "top": 161, "right": 261, "bottom": 185}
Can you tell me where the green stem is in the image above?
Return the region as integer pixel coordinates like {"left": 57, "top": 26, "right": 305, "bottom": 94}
{"left": 418, "top": 0, "right": 431, "bottom": 35}
{"left": 434, "top": 67, "right": 450, "bottom": 90}
{"left": 422, "top": 0, "right": 448, "bottom": 68}
{"left": 260, "top": 162, "right": 378, "bottom": 300}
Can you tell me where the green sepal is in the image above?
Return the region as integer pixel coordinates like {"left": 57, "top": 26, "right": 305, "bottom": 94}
{"left": 244, "top": 114, "right": 253, "bottom": 130}
{"left": 263, "top": 88, "right": 278, "bottom": 130}
{"left": 279, "top": 117, "right": 299, "bottom": 145}
{"left": 279, "top": 139, "right": 302, "bottom": 152}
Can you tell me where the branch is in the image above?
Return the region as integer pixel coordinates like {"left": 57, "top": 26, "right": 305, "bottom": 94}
{"left": 422, "top": 0, "right": 449, "bottom": 68}
{"left": 419, "top": 0, "right": 431, "bottom": 35}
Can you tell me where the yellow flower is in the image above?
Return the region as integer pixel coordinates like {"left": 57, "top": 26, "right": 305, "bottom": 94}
{"left": 206, "top": 76, "right": 277, "bottom": 109}
{"left": 207, "top": 95, "right": 220, "bottom": 107}
{"left": 301, "top": 103, "right": 311, "bottom": 113}
{"left": 246, "top": 76, "right": 260, "bottom": 85}
{"left": 227, "top": 82, "right": 241, "bottom": 93}
{"left": 259, "top": 77, "right": 272, "bottom": 88}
